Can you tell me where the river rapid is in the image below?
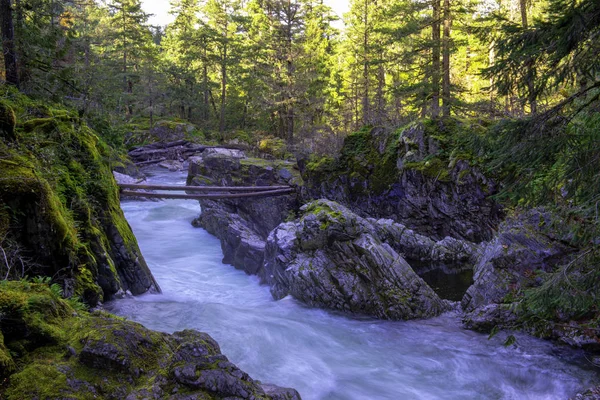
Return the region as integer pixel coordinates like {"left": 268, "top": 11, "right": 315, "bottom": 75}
{"left": 108, "top": 169, "right": 598, "bottom": 400}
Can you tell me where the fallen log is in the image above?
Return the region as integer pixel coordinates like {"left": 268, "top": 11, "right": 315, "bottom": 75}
{"left": 134, "top": 157, "right": 167, "bottom": 166}
{"left": 118, "top": 183, "right": 292, "bottom": 192}
{"left": 119, "top": 188, "right": 295, "bottom": 200}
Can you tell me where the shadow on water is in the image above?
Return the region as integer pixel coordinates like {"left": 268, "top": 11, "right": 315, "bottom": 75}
{"left": 410, "top": 260, "right": 473, "bottom": 301}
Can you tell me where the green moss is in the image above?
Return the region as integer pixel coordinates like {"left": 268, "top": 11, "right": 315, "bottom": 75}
{"left": 258, "top": 137, "right": 287, "bottom": 158}
{"left": 0, "top": 100, "right": 17, "bottom": 141}
{"left": 5, "top": 364, "right": 71, "bottom": 399}
{"left": 0, "top": 91, "right": 150, "bottom": 303}
{"left": 403, "top": 158, "right": 451, "bottom": 182}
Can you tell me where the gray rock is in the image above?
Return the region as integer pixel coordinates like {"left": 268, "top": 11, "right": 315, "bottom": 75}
{"left": 461, "top": 210, "right": 573, "bottom": 312}
{"left": 462, "top": 304, "right": 518, "bottom": 333}
{"left": 373, "top": 218, "right": 477, "bottom": 262}
{"left": 264, "top": 200, "right": 448, "bottom": 320}
{"left": 260, "top": 384, "right": 302, "bottom": 400}
{"left": 189, "top": 154, "right": 300, "bottom": 276}
{"left": 302, "top": 123, "right": 502, "bottom": 243}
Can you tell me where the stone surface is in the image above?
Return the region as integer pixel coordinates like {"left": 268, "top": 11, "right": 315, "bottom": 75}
{"left": 461, "top": 210, "right": 573, "bottom": 313}
{"left": 462, "top": 304, "right": 518, "bottom": 333}
{"left": 0, "top": 283, "right": 301, "bottom": 400}
{"left": 302, "top": 122, "right": 503, "bottom": 243}
{"left": 189, "top": 153, "right": 301, "bottom": 276}
{"left": 263, "top": 199, "right": 448, "bottom": 320}
{"left": 372, "top": 218, "right": 478, "bottom": 263}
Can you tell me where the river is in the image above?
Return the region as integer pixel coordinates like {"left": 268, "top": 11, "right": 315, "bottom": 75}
{"left": 108, "top": 168, "right": 598, "bottom": 400}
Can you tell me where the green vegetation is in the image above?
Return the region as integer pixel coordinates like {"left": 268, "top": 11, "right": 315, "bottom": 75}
{"left": 0, "top": 88, "right": 153, "bottom": 304}
{"left": 0, "top": 280, "right": 257, "bottom": 400}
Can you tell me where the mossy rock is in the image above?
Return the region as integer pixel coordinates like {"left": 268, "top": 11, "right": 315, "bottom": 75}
{"left": 0, "top": 281, "right": 290, "bottom": 400}
{"left": 0, "top": 92, "right": 158, "bottom": 304}
{"left": 0, "top": 101, "right": 17, "bottom": 141}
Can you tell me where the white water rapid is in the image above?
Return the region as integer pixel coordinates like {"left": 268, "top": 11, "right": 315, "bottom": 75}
{"left": 108, "top": 169, "right": 598, "bottom": 400}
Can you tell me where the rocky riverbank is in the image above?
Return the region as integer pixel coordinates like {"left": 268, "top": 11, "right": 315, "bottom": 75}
{"left": 0, "top": 280, "right": 300, "bottom": 400}
{"left": 186, "top": 119, "right": 600, "bottom": 354}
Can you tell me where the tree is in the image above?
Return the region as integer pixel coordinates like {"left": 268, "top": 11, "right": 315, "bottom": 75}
{"left": 1, "top": 0, "right": 19, "bottom": 87}
{"left": 107, "top": 0, "right": 152, "bottom": 116}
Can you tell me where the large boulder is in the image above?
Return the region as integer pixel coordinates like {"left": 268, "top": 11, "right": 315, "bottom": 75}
{"left": 302, "top": 121, "right": 503, "bottom": 243}
{"left": 0, "top": 95, "right": 159, "bottom": 305}
{"left": 264, "top": 200, "right": 448, "bottom": 320}
{"left": 461, "top": 210, "right": 574, "bottom": 313}
{"left": 189, "top": 153, "right": 301, "bottom": 276}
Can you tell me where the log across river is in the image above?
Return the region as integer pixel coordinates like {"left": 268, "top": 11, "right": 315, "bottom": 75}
{"left": 118, "top": 183, "right": 295, "bottom": 200}
{"left": 108, "top": 168, "right": 599, "bottom": 400}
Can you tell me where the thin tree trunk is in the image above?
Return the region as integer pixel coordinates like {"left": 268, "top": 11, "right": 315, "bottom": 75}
{"left": 203, "top": 44, "right": 209, "bottom": 122}
{"left": 520, "top": 0, "right": 537, "bottom": 114}
{"left": 442, "top": 0, "right": 451, "bottom": 117}
{"left": 362, "top": 0, "right": 370, "bottom": 124}
{"left": 431, "top": 0, "right": 441, "bottom": 118}
{"left": 219, "top": 24, "right": 227, "bottom": 134}
{"left": 1, "top": 0, "right": 19, "bottom": 87}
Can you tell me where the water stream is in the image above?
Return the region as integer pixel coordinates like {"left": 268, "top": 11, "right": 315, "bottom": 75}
{"left": 108, "top": 169, "right": 598, "bottom": 400}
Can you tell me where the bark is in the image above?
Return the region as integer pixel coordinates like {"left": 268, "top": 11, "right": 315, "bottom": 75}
{"left": 431, "top": 0, "right": 441, "bottom": 118}
{"left": 1, "top": 0, "right": 19, "bottom": 87}
{"left": 520, "top": 0, "right": 537, "bottom": 114}
{"left": 219, "top": 25, "right": 228, "bottom": 134}
{"left": 362, "top": 0, "right": 370, "bottom": 124}
{"left": 442, "top": 0, "right": 451, "bottom": 117}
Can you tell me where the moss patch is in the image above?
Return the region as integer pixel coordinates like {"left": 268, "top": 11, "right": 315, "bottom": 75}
{"left": 0, "top": 89, "right": 153, "bottom": 304}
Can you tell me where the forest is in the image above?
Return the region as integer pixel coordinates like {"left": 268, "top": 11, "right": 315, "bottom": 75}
{"left": 1, "top": 0, "right": 600, "bottom": 398}
{"left": 1, "top": 0, "right": 599, "bottom": 215}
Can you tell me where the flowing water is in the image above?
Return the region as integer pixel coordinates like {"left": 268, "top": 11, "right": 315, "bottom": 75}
{"left": 108, "top": 169, "right": 598, "bottom": 400}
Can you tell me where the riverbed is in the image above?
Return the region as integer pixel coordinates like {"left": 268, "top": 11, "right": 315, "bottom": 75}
{"left": 108, "top": 168, "right": 598, "bottom": 400}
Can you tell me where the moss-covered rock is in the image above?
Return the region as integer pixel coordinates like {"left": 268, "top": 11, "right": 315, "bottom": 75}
{"left": 264, "top": 199, "right": 449, "bottom": 320}
{"left": 0, "top": 281, "right": 301, "bottom": 400}
{"left": 0, "top": 89, "right": 159, "bottom": 305}
{"left": 189, "top": 151, "right": 301, "bottom": 278}
{"left": 0, "top": 100, "right": 17, "bottom": 141}
{"left": 302, "top": 119, "right": 503, "bottom": 242}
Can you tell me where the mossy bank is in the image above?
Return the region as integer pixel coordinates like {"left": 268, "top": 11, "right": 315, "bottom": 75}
{"left": 0, "top": 280, "right": 300, "bottom": 399}
{"left": 0, "top": 87, "right": 158, "bottom": 305}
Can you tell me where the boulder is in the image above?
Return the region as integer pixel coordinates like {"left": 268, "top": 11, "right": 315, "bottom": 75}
{"left": 302, "top": 122, "right": 503, "bottom": 243}
{"left": 263, "top": 200, "right": 448, "bottom": 320}
{"left": 461, "top": 210, "right": 573, "bottom": 313}
{"left": 189, "top": 154, "right": 301, "bottom": 276}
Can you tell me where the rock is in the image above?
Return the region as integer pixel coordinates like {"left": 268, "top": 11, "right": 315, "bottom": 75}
{"left": 189, "top": 154, "right": 300, "bottom": 276}
{"left": 372, "top": 218, "right": 478, "bottom": 262}
{"left": 572, "top": 386, "right": 600, "bottom": 400}
{"left": 0, "top": 101, "right": 17, "bottom": 141}
{"left": 263, "top": 200, "right": 448, "bottom": 320}
{"left": 202, "top": 147, "right": 246, "bottom": 159}
{"left": 261, "top": 384, "right": 302, "bottom": 400}
{"left": 1, "top": 285, "right": 299, "bottom": 400}
{"left": 0, "top": 96, "right": 160, "bottom": 305}
{"left": 461, "top": 209, "right": 573, "bottom": 312}
{"left": 462, "top": 304, "right": 518, "bottom": 333}
{"left": 158, "top": 159, "right": 185, "bottom": 171}
{"left": 302, "top": 122, "right": 503, "bottom": 243}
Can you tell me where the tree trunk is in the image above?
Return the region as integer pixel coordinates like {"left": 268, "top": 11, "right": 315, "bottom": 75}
{"left": 520, "top": 0, "right": 537, "bottom": 114}
{"left": 431, "top": 0, "right": 441, "bottom": 118}
{"left": 1, "top": 0, "right": 19, "bottom": 87}
{"left": 442, "top": 0, "right": 451, "bottom": 117}
{"left": 362, "top": 0, "right": 370, "bottom": 124}
{"left": 203, "top": 44, "right": 209, "bottom": 122}
{"left": 219, "top": 25, "right": 227, "bottom": 134}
